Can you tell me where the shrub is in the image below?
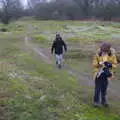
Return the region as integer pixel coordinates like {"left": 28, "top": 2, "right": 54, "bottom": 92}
{"left": 0, "top": 28, "right": 8, "bottom": 32}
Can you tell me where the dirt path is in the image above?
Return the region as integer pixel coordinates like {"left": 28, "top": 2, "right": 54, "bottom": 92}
{"left": 25, "top": 36, "right": 51, "bottom": 64}
{"left": 24, "top": 34, "right": 94, "bottom": 86}
{"left": 24, "top": 25, "right": 120, "bottom": 101}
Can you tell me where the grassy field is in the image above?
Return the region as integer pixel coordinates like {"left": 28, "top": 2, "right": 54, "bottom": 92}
{"left": 0, "top": 19, "right": 120, "bottom": 120}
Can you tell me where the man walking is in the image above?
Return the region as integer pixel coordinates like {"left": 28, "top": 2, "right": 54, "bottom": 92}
{"left": 51, "top": 33, "right": 67, "bottom": 68}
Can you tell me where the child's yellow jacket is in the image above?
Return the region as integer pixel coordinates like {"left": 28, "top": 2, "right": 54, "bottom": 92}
{"left": 92, "top": 48, "right": 117, "bottom": 79}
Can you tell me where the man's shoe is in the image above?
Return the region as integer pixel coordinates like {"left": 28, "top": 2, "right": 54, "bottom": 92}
{"left": 102, "top": 103, "right": 109, "bottom": 107}
{"left": 58, "top": 64, "right": 62, "bottom": 69}
{"left": 93, "top": 102, "right": 100, "bottom": 107}
{"left": 56, "top": 61, "right": 58, "bottom": 65}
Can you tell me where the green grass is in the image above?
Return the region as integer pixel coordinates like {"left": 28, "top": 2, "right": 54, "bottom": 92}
{"left": 32, "top": 34, "right": 47, "bottom": 44}
{"left": 0, "top": 20, "right": 120, "bottom": 120}
{"left": 27, "top": 20, "right": 120, "bottom": 45}
{"left": 2, "top": 51, "right": 120, "bottom": 120}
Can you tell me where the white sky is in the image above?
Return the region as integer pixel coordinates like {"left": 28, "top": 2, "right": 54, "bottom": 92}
{"left": 21, "top": 0, "right": 51, "bottom": 6}
{"left": 22, "top": 0, "right": 28, "bottom": 6}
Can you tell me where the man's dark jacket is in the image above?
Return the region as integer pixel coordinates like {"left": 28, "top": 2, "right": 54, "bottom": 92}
{"left": 51, "top": 38, "right": 67, "bottom": 55}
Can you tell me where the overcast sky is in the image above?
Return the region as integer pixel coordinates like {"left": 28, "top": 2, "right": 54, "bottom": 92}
{"left": 21, "top": 0, "right": 51, "bottom": 6}
{"left": 22, "top": 0, "right": 27, "bottom": 6}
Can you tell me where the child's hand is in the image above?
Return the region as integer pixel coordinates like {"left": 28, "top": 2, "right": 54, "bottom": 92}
{"left": 99, "top": 62, "right": 104, "bottom": 65}
{"left": 108, "top": 76, "right": 113, "bottom": 81}
{"left": 98, "top": 62, "right": 104, "bottom": 68}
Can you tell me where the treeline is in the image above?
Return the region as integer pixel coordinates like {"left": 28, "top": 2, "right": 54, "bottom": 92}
{"left": 33, "top": 0, "right": 120, "bottom": 21}
{"left": 0, "top": 0, "right": 120, "bottom": 24}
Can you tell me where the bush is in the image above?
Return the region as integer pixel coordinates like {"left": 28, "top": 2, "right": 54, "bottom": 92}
{"left": 0, "top": 28, "right": 8, "bottom": 32}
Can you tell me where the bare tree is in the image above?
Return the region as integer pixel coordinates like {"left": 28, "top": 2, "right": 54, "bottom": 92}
{"left": 73, "top": 0, "right": 94, "bottom": 17}
{"left": 0, "top": 0, "right": 23, "bottom": 24}
{"left": 0, "top": 0, "right": 11, "bottom": 24}
{"left": 28, "top": 0, "right": 49, "bottom": 8}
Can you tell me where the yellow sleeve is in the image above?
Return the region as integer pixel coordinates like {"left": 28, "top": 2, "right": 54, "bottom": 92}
{"left": 112, "top": 55, "right": 117, "bottom": 68}
{"left": 92, "top": 55, "right": 99, "bottom": 68}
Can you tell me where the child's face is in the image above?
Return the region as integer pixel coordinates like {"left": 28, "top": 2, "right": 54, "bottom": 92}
{"left": 102, "top": 47, "right": 110, "bottom": 54}
{"left": 100, "top": 42, "right": 111, "bottom": 53}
